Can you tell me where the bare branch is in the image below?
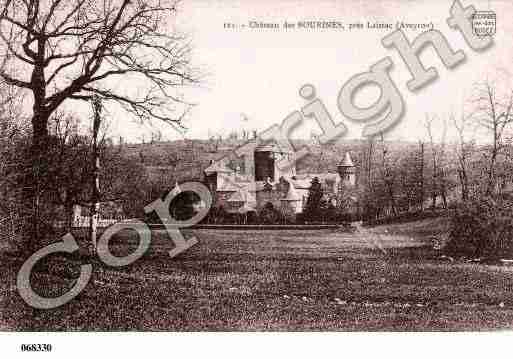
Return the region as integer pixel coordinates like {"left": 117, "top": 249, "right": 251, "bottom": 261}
{"left": 0, "top": 0, "right": 196, "bottom": 130}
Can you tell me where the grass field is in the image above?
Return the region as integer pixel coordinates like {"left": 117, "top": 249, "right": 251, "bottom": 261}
{"left": 1, "top": 217, "right": 513, "bottom": 331}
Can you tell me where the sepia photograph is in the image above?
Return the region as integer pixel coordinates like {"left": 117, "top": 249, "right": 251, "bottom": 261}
{"left": 0, "top": 0, "right": 512, "bottom": 357}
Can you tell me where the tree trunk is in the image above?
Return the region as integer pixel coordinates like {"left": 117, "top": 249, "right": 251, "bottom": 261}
{"left": 65, "top": 200, "right": 74, "bottom": 233}
{"left": 386, "top": 179, "right": 398, "bottom": 217}
{"left": 419, "top": 142, "right": 424, "bottom": 211}
{"left": 440, "top": 180, "right": 448, "bottom": 209}
{"left": 486, "top": 150, "right": 497, "bottom": 196}
{"left": 22, "top": 113, "right": 50, "bottom": 254}
{"left": 458, "top": 164, "right": 468, "bottom": 201}
{"left": 486, "top": 127, "right": 499, "bottom": 196}
{"left": 431, "top": 151, "right": 437, "bottom": 210}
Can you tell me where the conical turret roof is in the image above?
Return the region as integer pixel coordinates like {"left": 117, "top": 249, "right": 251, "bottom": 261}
{"left": 339, "top": 152, "right": 354, "bottom": 167}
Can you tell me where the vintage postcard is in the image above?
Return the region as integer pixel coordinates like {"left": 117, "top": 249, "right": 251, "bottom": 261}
{"left": 0, "top": 0, "right": 512, "bottom": 357}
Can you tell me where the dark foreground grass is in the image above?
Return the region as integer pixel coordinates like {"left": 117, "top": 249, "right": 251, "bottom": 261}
{"left": 1, "top": 220, "right": 513, "bottom": 331}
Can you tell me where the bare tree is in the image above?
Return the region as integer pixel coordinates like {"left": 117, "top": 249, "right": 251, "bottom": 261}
{"left": 46, "top": 111, "right": 150, "bottom": 230}
{"left": 396, "top": 142, "right": 425, "bottom": 212}
{"left": 46, "top": 113, "right": 91, "bottom": 231}
{"left": 150, "top": 129, "right": 163, "bottom": 143}
{"left": 417, "top": 140, "right": 425, "bottom": 210}
{"left": 424, "top": 114, "right": 448, "bottom": 209}
{"left": 469, "top": 79, "right": 513, "bottom": 195}
{"left": 0, "top": 0, "right": 199, "bottom": 249}
{"left": 451, "top": 110, "right": 475, "bottom": 201}
{"left": 378, "top": 133, "right": 397, "bottom": 217}
{"left": 0, "top": 82, "right": 26, "bottom": 247}
{"left": 361, "top": 136, "right": 376, "bottom": 220}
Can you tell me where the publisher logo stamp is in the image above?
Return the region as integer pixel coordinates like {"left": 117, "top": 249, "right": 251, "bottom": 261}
{"left": 472, "top": 10, "right": 496, "bottom": 37}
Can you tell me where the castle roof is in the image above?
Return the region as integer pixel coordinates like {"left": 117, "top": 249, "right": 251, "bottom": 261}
{"left": 239, "top": 202, "right": 256, "bottom": 213}
{"left": 338, "top": 152, "right": 354, "bottom": 167}
{"left": 254, "top": 142, "right": 294, "bottom": 153}
{"left": 204, "top": 160, "right": 233, "bottom": 175}
{"left": 227, "top": 189, "right": 246, "bottom": 202}
{"left": 218, "top": 180, "right": 268, "bottom": 192}
{"left": 228, "top": 188, "right": 258, "bottom": 206}
{"left": 288, "top": 178, "right": 312, "bottom": 189}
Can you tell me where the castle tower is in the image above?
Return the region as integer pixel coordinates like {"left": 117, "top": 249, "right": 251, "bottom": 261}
{"left": 337, "top": 152, "right": 356, "bottom": 187}
{"left": 254, "top": 143, "right": 295, "bottom": 182}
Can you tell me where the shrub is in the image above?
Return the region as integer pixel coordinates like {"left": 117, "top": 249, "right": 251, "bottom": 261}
{"left": 303, "top": 177, "right": 323, "bottom": 221}
{"left": 204, "top": 205, "right": 228, "bottom": 224}
{"left": 258, "top": 203, "right": 283, "bottom": 224}
{"left": 446, "top": 196, "right": 513, "bottom": 260}
{"left": 245, "top": 210, "right": 258, "bottom": 224}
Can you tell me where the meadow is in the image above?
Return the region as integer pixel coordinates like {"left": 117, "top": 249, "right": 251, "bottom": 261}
{"left": 1, "top": 218, "right": 513, "bottom": 331}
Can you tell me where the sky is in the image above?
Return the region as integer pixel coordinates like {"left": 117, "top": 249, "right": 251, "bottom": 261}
{"left": 105, "top": 0, "right": 513, "bottom": 143}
